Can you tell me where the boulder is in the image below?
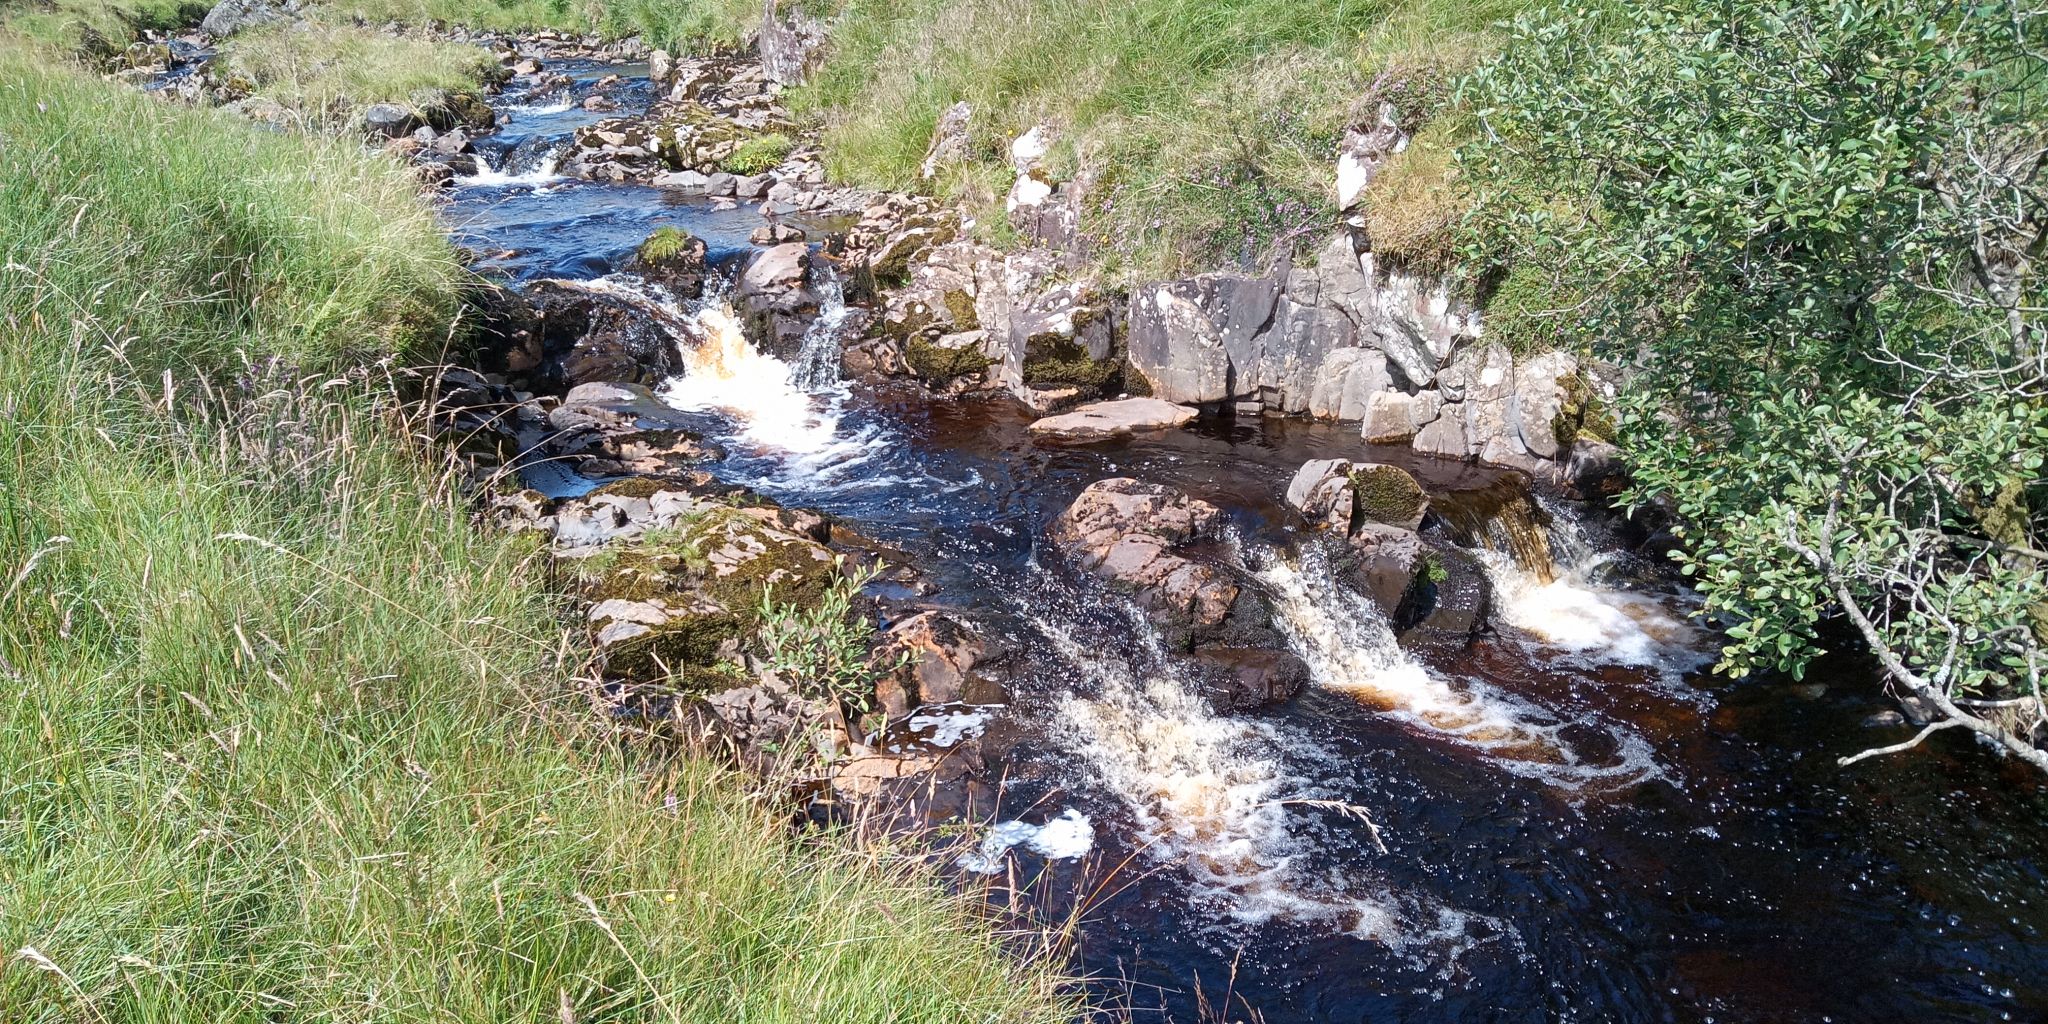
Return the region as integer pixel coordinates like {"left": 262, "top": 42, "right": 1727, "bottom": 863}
{"left": 1283, "top": 459, "right": 1428, "bottom": 532}
{"left": 588, "top": 593, "right": 740, "bottom": 680}
{"left": 1027, "top": 398, "right": 1197, "bottom": 442}
{"left": 1361, "top": 389, "right": 1442, "bottom": 444}
{"left": 627, "top": 226, "right": 708, "bottom": 301}
{"left": 735, "top": 242, "right": 819, "bottom": 357}
{"left": 360, "top": 103, "right": 421, "bottom": 140}
{"left": 1188, "top": 647, "right": 1309, "bottom": 712}
{"left": 1341, "top": 524, "right": 1429, "bottom": 623}
{"left": 749, "top": 223, "right": 806, "bottom": 245}
{"left": 1048, "top": 479, "right": 1243, "bottom": 637}
{"left": 759, "top": 0, "right": 828, "bottom": 83}
{"left": 201, "top": 0, "right": 288, "bottom": 37}
{"left": 874, "top": 611, "right": 1003, "bottom": 719}
{"left": 526, "top": 278, "right": 692, "bottom": 388}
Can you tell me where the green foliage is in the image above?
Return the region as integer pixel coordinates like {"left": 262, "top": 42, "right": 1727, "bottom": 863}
{"left": 757, "top": 563, "right": 901, "bottom": 715}
{"left": 1461, "top": 0, "right": 2048, "bottom": 708}
{"left": 636, "top": 224, "right": 697, "bottom": 263}
{"left": 0, "top": 45, "right": 1077, "bottom": 1021}
{"left": 724, "top": 130, "right": 795, "bottom": 174}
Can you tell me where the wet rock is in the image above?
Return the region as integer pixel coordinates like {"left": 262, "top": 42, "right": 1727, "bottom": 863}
{"left": 1863, "top": 709, "right": 1907, "bottom": 729}
{"left": 1403, "top": 545, "right": 1492, "bottom": 647}
{"left": 201, "top": 0, "right": 289, "bottom": 37}
{"left": 735, "top": 242, "right": 819, "bottom": 357}
{"left": 1284, "top": 459, "right": 1428, "bottom": 532}
{"left": 1049, "top": 479, "right": 1244, "bottom": 638}
{"left": 1306, "top": 347, "right": 1393, "bottom": 421}
{"left": 1340, "top": 524, "right": 1430, "bottom": 623}
{"left": 648, "top": 48, "right": 672, "bottom": 85}
{"left": 1565, "top": 439, "right": 1627, "bottom": 502}
{"left": 750, "top": 222, "right": 806, "bottom": 245}
{"left": 875, "top": 611, "right": 1002, "bottom": 720}
{"left": 1188, "top": 647, "right": 1309, "bottom": 712}
{"left": 526, "top": 278, "right": 699, "bottom": 389}
{"left": 1028, "top": 397, "right": 1197, "bottom": 442}
{"left": 626, "top": 226, "right": 708, "bottom": 301}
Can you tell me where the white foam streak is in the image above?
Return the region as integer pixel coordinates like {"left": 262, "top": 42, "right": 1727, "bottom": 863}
{"left": 657, "top": 303, "right": 850, "bottom": 455}
{"left": 956, "top": 809, "right": 1095, "bottom": 873}
{"left": 1252, "top": 543, "right": 1660, "bottom": 788}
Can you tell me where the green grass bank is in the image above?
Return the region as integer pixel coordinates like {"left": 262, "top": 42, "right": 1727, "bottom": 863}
{"left": 0, "top": 40, "right": 1073, "bottom": 1023}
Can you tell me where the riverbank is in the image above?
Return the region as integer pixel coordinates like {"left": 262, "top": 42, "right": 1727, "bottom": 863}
{"left": 0, "top": 39, "right": 1075, "bottom": 1022}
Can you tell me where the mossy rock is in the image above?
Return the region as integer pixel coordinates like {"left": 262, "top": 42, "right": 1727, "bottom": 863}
{"left": 671, "top": 508, "right": 840, "bottom": 627}
{"left": 595, "top": 597, "right": 743, "bottom": 679}
{"left": 1350, "top": 464, "right": 1428, "bottom": 530}
{"left": 940, "top": 288, "right": 981, "bottom": 331}
{"left": 1022, "top": 340, "right": 1120, "bottom": 393}
{"left": 637, "top": 226, "right": 697, "bottom": 265}
{"left": 1551, "top": 371, "right": 1615, "bottom": 449}
{"left": 905, "top": 337, "right": 992, "bottom": 385}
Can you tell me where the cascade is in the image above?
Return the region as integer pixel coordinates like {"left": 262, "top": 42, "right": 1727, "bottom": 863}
{"left": 790, "top": 267, "right": 853, "bottom": 392}
{"left": 1251, "top": 540, "right": 1660, "bottom": 786}
{"left": 1430, "top": 477, "right": 1558, "bottom": 583}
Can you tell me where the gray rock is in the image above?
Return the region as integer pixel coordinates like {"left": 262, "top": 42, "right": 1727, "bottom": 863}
{"left": 1305, "top": 347, "right": 1392, "bottom": 421}
{"left": 1361, "top": 389, "right": 1442, "bottom": 444}
{"left": 759, "top": 0, "right": 828, "bottom": 83}
{"left": 1028, "top": 398, "right": 1197, "bottom": 442}
{"left": 654, "top": 169, "right": 710, "bottom": 192}
{"left": 704, "top": 171, "right": 736, "bottom": 196}
{"left": 359, "top": 103, "right": 420, "bottom": 139}
{"left": 201, "top": 0, "right": 288, "bottom": 37}
{"left": 734, "top": 173, "right": 771, "bottom": 199}
{"left": 919, "top": 100, "right": 972, "bottom": 180}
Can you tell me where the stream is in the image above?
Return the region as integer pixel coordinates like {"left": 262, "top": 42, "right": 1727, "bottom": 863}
{"left": 443, "top": 59, "right": 2048, "bottom": 1024}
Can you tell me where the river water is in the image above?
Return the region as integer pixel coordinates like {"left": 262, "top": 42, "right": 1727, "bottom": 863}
{"left": 443, "top": 61, "right": 2048, "bottom": 1024}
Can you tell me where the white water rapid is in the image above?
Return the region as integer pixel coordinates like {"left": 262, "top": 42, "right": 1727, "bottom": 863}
{"left": 1472, "top": 499, "right": 1710, "bottom": 675}
{"left": 1250, "top": 542, "right": 1662, "bottom": 788}
{"left": 459, "top": 144, "right": 565, "bottom": 187}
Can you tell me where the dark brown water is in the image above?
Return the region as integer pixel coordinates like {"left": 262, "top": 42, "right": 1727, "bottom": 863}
{"left": 453, "top": 62, "right": 2048, "bottom": 1024}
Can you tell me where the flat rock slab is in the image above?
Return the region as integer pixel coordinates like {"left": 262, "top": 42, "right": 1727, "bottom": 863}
{"left": 1027, "top": 397, "right": 1197, "bottom": 441}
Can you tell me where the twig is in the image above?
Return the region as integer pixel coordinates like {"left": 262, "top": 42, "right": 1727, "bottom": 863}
{"left": 1838, "top": 719, "right": 1965, "bottom": 766}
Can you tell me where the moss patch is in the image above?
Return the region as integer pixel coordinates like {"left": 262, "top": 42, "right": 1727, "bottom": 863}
{"left": 1552, "top": 370, "right": 1614, "bottom": 449}
{"left": 1022, "top": 346, "right": 1120, "bottom": 392}
{"left": 905, "top": 337, "right": 992, "bottom": 384}
{"left": 637, "top": 225, "right": 697, "bottom": 265}
{"left": 1350, "top": 463, "right": 1428, "bottom": 527}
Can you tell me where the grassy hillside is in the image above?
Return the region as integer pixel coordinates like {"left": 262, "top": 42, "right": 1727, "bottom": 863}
{"left": 0, "top": 41, "right": 1073, "bottom": 1023}
{"left": 794, "top": 0, "right": 1525, "bottom": 280}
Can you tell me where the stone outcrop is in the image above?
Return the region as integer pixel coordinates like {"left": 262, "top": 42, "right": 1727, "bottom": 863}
{"left": 1028, "top": 398, "right": 1197, "bottom": 442}
{"left": 1047, "top": 479, "right": 1247, "bottom": 642}
{"left": 200, "top": 0, "right": 291, "bottom": 37}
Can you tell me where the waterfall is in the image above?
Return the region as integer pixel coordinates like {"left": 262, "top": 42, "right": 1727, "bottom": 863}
{"left": 1471, "top": 498, "right": 1709, "bottom": 671}
{"left": 461, "top": 141, "right": 564, "bottom": 187}
{"left": 1250, "top": 541, "right": 1660, "bottom": 787}
{"left": 657, "top": 297, "right": 848, "bottom": 455}
{"left": 790, "top": 267, "right": 853, "bottom": 392}
{"left": 1430, "top": 478, "right": 1558, "bottom": 583}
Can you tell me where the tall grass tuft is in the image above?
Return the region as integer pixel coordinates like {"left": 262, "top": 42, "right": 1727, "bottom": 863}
{"left": 0, "top": 42, "right": 1076, "bottom": 1024}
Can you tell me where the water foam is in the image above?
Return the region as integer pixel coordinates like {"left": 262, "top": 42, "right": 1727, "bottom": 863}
{"left": 956, "top": 809, "right": 1096, "bottom": 874}
{"left": 1251, "top": 542, "right": 1660, "bottom": 788}
{"left": 1031, "top": 607, "right": 1409, "bottom": 939}
{"left": 1476, "top": 500, "right": 1711, "bottom": 674}
{"left": 459, "top": 145, "right": 565, "bottom": 188}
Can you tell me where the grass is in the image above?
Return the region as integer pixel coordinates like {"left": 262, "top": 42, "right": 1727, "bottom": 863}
{"left": 0, "top": 0, "right": 202, "bottom": 51}
{"left": 316, "top": 0, "right": 764, "bottom": 51}
{"left": 0, "top": 40, "right": 1076, "bottom": 1023}
{"left": 218, "top": 18, "right": 500, "bottom": 122}
{"left": 791, "top": 0, "right": 1532, "bottom": 281}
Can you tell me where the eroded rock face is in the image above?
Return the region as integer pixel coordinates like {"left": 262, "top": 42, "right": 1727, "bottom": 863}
{"left": 526, "top": 279, "right": 697, "bottom": 388}
{"left": 1048, "top": 479, "right": 1245, "bottom": 639}
{"left": 736, "top": 242, "right": 820, "bottom": 357}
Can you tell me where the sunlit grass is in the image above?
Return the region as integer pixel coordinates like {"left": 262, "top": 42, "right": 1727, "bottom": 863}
{"left": 0, "top": 41, "right": 1076, "bottom": 1024}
